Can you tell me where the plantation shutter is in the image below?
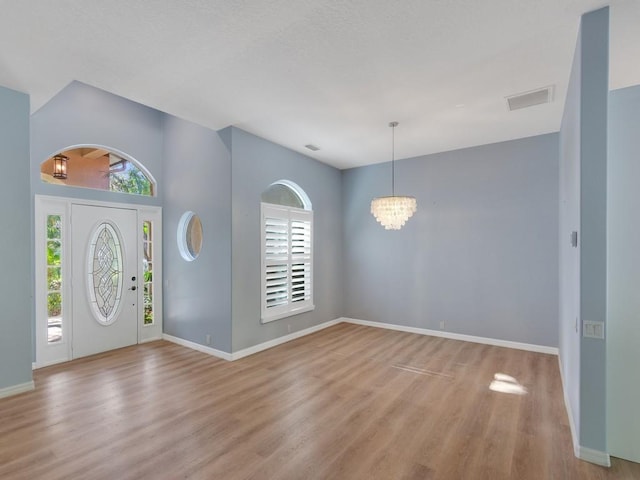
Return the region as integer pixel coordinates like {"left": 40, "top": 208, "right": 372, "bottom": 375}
{"left": 261, "top": 203, "right": 313, "bottom": 322}
{"left": 264, "top": 207, "right": 289, "bottom": 315}
{"left": 290, "top": 210, "right": 312, "bottom": 305}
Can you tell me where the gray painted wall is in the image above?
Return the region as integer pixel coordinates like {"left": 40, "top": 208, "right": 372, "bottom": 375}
{"left": 162, "top": 116, "right": 232, "bottom": 352}
{"left": 559, "top": 7, "right": 609, "bottom": 454}
{"left": 578, "top": 7, "right": 608, "bottom": 452}
{"left": 30, "top": 81, "right": 163, "bottom": 207}
{"left": 343, "top": 134, "right": 559, "bottom": 347}
{"left": 230, "top": 127, "right": 343, "bottom": 351}
{"left": 0, "top": 86, "right": 32, "bottom": 390}
{"left": 558, "top": 22, "right": 582, "bottom": 449}
{"left": 607, "top": 84, "right": 640, "bottom": 461}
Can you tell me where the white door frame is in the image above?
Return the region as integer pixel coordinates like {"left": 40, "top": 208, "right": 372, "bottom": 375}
{"left": 34, "top": 195, "right": 163, "bottom": 367}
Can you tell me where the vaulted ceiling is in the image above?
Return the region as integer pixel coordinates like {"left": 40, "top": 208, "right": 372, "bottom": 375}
{"left": 1, "top": 0, "right": 639, "bottom": 169}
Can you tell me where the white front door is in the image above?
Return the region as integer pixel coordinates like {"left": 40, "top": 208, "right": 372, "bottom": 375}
{"left": 71, "top": 204, "right": 139, "bottom": 359}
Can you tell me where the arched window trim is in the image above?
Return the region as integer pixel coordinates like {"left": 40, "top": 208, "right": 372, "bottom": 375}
{"left": 42, "top": 143, "right": 158, "bottom": 197}
{"left": 267, "top": 179, "right": 312, "bottom": 210}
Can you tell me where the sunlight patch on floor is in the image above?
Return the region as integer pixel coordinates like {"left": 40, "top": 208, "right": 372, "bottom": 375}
{"left": 489, "top": 373, "right": 528, "bottom": 395}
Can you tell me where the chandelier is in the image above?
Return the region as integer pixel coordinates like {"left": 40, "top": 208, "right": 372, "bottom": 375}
{"left": 370, "top": 122, "right": 417, "bottom": 230}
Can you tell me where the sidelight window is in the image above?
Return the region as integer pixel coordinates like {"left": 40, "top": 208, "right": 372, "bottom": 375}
{"left": 46, "top": 215, "right": 63, "bottom": 343}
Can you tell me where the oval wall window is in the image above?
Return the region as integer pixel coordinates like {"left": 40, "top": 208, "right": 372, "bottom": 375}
{"left": 177, "top": 211, "right": 203, "bottom": 261}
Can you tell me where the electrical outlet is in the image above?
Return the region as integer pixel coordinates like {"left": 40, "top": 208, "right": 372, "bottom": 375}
{"left": 439, "top": 321, "right": 445, "bottom": 330}
{"left": 205, "top": 334, "right": 211, "bottom": 345}
{"left": 583, "top": 321, "right": 605, "bottom": 339}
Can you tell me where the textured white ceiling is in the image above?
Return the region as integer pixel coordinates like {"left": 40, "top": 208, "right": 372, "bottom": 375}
{"left": 1, "top": 0, "right": 638, "bottom": 169}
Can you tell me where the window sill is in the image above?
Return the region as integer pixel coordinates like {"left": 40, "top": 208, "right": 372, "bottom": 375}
{"left": 261, "top": 304, "right": 315, "bottom": 324}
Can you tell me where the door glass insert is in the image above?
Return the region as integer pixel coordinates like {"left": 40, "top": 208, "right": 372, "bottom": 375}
{"left": 143, "top": 220, "right": 154, "bottom": 325}
{"left": 87, "top": 222, "right": 124, "bottom": 325}
{"left": 47, "top": 215, "right": 63, "bottom": 343}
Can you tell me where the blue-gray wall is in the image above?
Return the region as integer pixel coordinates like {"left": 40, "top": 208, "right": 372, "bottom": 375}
{"left": 162, "top": 116, "right": 232, "bottom": 352}
{"left": 606, "top": 84, "right": 640, "bottom": 460}
{"left": 342, "top": 134, "right": 559, "bottom": 347}
{"left": 559, "top": 20, "right": 583, "bottom": 450}
{"left": 559, "top": 7, "right": 609, "bottom": 454}
{"left": 230, "top": 127, "right": 343, "bottom": 351}
{"left": 0, "top": 86, "right": 32, "bottom": 390}
{"left": 30, "top": 82, "right": 163, "bottom": 207}
{"left": 578, "top": 7, "right": 608, "bottom": 453}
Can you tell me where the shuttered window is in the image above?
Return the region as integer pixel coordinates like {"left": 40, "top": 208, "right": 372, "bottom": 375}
{"left": 261, "top": 203, "right": 314, "bottom": 323}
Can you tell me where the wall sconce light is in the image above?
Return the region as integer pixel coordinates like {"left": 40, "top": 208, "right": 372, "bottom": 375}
{"left": 52, "top": 154, "right": 68, "bottom": 179}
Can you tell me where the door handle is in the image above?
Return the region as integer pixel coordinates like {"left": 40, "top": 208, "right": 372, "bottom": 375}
{"left": 129, "top": 286, "right": 137, "bottom": 291}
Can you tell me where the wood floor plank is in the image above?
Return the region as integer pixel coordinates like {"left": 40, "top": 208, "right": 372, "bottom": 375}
{"left": 1, "top": 324, "right": 639, "bottom": 479}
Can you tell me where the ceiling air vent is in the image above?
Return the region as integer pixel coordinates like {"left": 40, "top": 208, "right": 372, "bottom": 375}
{"left": 506, "top": 85, "right": 554, "bottom": 111}
{"left": 305, "top": 144, "right": 320, "bottom": 151}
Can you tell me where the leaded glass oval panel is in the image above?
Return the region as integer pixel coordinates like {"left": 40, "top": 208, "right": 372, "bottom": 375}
{"left": 87, "top": 222, "right": 124, "bottom": 325}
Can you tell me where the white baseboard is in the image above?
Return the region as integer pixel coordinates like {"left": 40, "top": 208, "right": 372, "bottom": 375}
{"left": 556, "top": 354, "right": 611, "bottom": 467}
{"left": 0, "top": 381, "right": 35, "bottom": 399}
{"left": 230, "top": 318, "right": 342, "bottom": 361}
{"left": 139, "top": 336, "right": 163, "bottom": 344}
{"left": 578, "top": 446, "right": 611, "bottom": 467}
{"left": 162, "top": 334, "right": 233, "bottom": 361}
{"left": 164, "top": 317, "right": 557, "bottom": 364}
{"left": 341, "top": 317, "right": 559, "bottom": 355}
{"left": 163, "top": 319, "right": 342, "bottom": 362}
{"left": 558, "top": 356, "right": 581, "bottom": 459}
{"left": 33, "top": 358, "right": 70, "bottom": 369}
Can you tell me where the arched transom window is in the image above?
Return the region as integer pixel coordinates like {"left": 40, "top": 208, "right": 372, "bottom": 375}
{"left": 41, "top": 146, "right": 156, "bottom": 197}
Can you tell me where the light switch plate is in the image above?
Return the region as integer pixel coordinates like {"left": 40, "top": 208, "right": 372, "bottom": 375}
{"left": 583, "top": 320, "right": 605, "bottom": 339}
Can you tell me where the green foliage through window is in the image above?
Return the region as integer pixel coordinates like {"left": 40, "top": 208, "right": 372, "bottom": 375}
{"left": 110, "top": 161, "right": 153, "bottom": 196}
{"left": 47, "top": 215, "right": 63, "bottom": 342}
{"left": 142, "top": 220, "right": 154, "bottom": 325}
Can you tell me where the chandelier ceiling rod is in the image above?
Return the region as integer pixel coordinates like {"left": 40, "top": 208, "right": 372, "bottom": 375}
{"left": 390, "top": 121, "right": 397, "bottom": 196}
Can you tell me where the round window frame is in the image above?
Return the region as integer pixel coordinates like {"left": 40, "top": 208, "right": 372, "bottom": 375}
{"left": 177, "top": 211, "right": 203, "bottom": 261}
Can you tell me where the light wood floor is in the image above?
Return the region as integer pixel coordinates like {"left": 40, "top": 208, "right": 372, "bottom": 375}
{"left": 1, "top": 323, "right": 638, "bottom": 479}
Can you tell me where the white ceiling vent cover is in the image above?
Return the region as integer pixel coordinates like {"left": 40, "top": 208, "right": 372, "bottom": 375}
{"left": 506, "top": 86, "right": 554, "bottom": 111}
